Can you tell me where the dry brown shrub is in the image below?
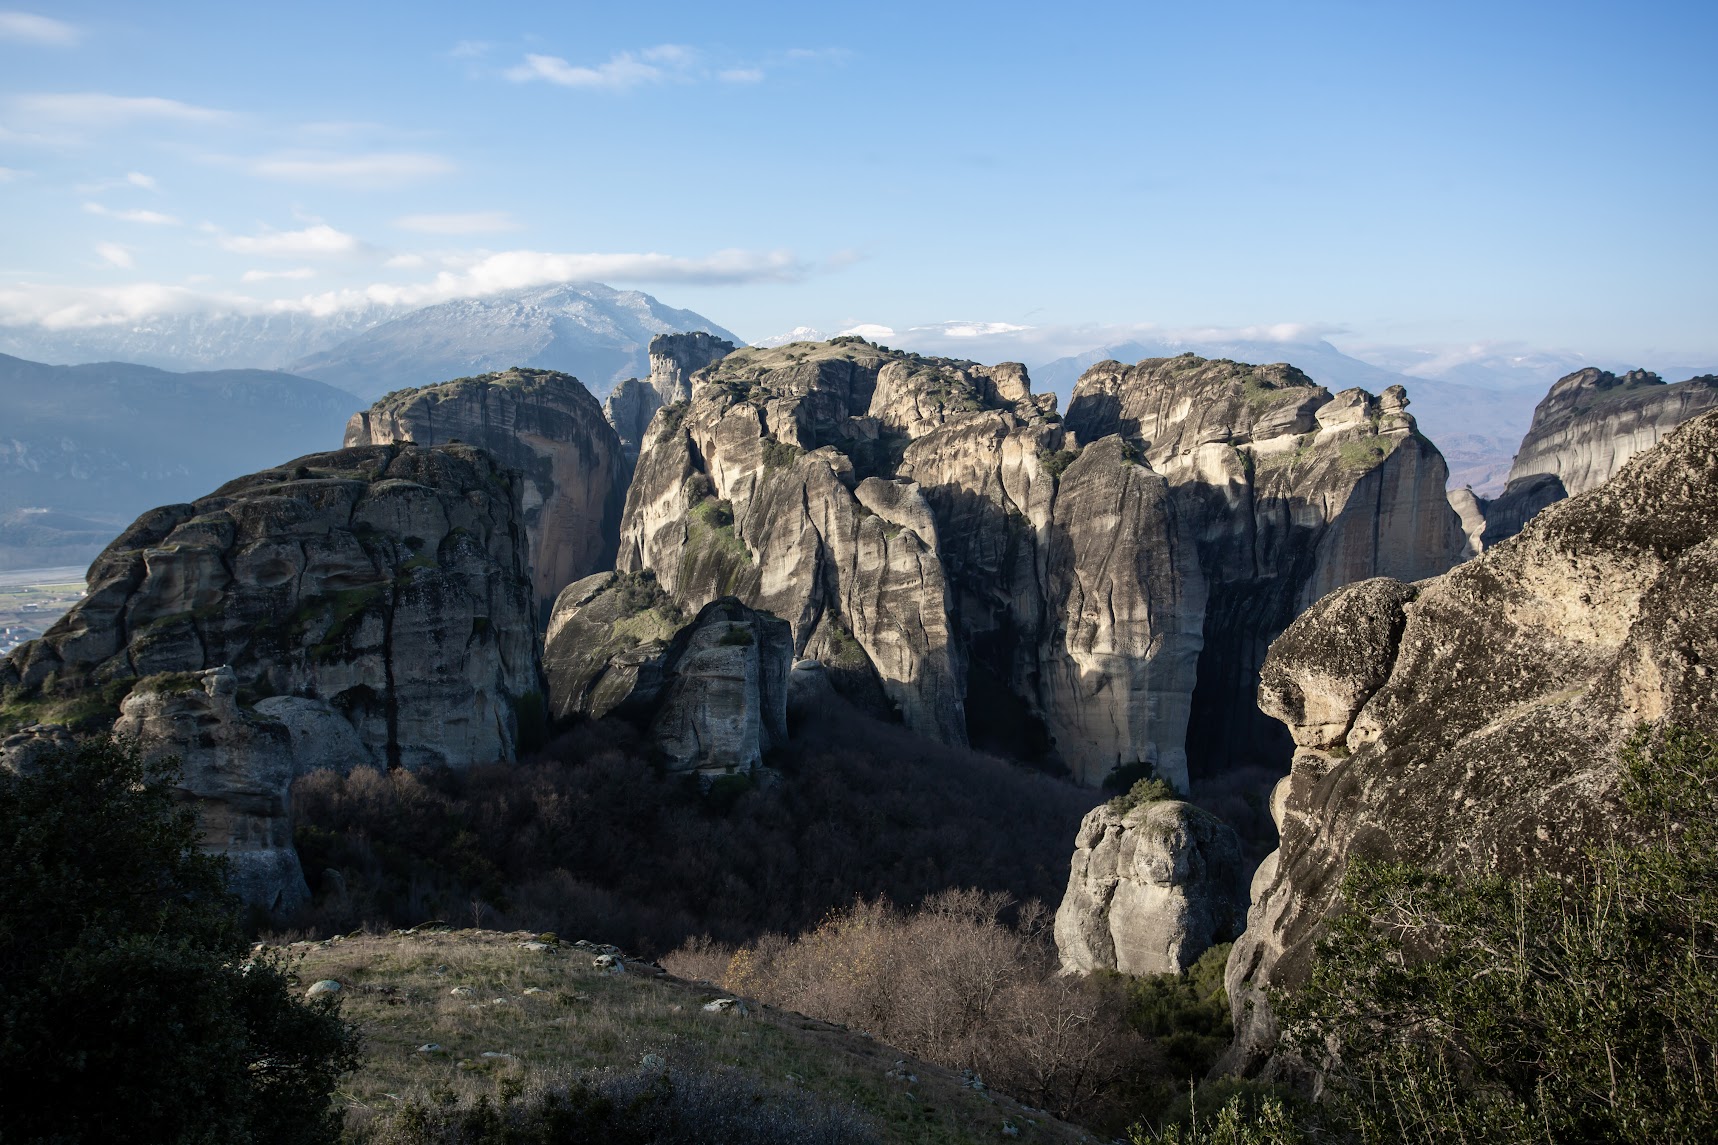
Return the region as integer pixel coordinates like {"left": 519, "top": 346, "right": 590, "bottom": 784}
{"left": 673, "top": 889, "right": 1150, "bottom": 1122}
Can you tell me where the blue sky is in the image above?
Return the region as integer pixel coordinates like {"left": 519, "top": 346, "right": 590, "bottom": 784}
{"left": 1, "top": 0, "right": 1714, "bottom": 361}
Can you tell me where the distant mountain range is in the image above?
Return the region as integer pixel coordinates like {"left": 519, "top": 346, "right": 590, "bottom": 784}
{"left": 0, "top": 283, "right": 739, "bottom": 403}
{"left": 287, "top": 284, "right": 740, "bottom": 401}
{"left": 0, "top": 354, "right": 360, "bottom": 570}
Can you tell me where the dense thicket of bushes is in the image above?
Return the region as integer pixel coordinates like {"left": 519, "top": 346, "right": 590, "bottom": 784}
{"left": 668, "top": 889, "right": 1147, "bottom": 1123}
{"left": 290, "top": 701, "right": 1094, "bottom": 954}
{"left": 0, "top": 739, "right": 361, "bottom": 1144}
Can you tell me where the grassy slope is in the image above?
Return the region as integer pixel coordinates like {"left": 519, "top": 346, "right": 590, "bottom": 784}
{"left": 290, "top": 928, "right": 1095, "bottom": 1145}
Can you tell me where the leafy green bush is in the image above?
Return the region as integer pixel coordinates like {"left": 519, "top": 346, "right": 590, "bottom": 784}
{"left": 1037, "top": 446, "right": 1081, "bottom": 479}
{"left": 0, "top": 737, "right": 362, "bottom": 1143}
{"left": 1108, "top": 776, "right": 1180, "bottom": 814}
{"left": 1279, "top": 724, "right": 1718, "bottom": 1144}
{"left": 761, "top": 438, "right": 801, "bottom": 473}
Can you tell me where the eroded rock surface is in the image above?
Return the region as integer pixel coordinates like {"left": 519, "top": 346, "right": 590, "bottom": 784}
{"left": 1054, "top": 796, "right": 1249, "bottom": 976}
{"left": 1222, "top": 410, "right": 1718, "bottom": 1077}
{"left": 1, "top": 442, "right": 541, "bottom": 771}
{"left": 112, "top": 667, "right": 322, "bottom": 911}
{"left": 618, "top": 342, "right": 1461, "bottom": 790}
{"left": 1066, "top": 359, "right": 1462, "bottom": 781}
{"left": 544, "top": 575, "right": 789, "bottom": 773}
{"left": 344, "top": 367, "right": 624, "bottom": 611}
{"left": 1482, "top": 368, "right": 1718, "bottom": 545}
{"left": 603, "top": 332, "right": 735, "bottom": 466}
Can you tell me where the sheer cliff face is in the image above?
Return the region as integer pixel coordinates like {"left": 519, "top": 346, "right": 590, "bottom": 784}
{"left": 1483, "top": 368, "right": 1718, "bottom": 545}
{"left": 618, "top": 343, "right": 1454, "bottom": 790}
{"left": 1, "top": 443, "right": 541, "bottom": 771}
{"left": 344, "top": 367, "right": 624, "bottom": 613}
{"left": 1067, "top": 356, "right": 1463, "bottom": 782}
{"left": 603, "top": 332, "right": 736, "bottom": 467}
{"left": 1224, "top": 411, "right": 1718, "bottom": 1076}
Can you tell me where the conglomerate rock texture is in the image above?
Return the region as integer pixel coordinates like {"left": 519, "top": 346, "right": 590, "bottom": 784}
{"left": 1054, "top": 796, "right": 1249, "bottom": 976}
{"left": 1482, "top": 368, "right": 1718, "bottom": 545}
{"left": 343, "top": 367, "right": 624, "bottom": 612}
{"left": 0, "top": 442, "right": 542, "bottom": 771}
{"left": 617, "top": 341, "right": 1460, "bottom": 790}
{"left": 1221, "top": 410, "right": 1718, "bottom": 1077}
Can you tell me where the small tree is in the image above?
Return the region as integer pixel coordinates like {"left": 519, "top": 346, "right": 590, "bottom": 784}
{"left": 0, "top": 737, "right": 362, "bottom": 1144}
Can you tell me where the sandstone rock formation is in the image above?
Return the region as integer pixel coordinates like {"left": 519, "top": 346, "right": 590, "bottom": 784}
{"left": 343, "top": 367, "right": 624, "bottom": 612}
{"left": 1221, "top": 410, "right": 1718, "bottom": 1076}
{"left": 1065, "top": 358, "right": 1463, "bottom": 781}
{"left": 1482, "top": 368, "right": 1718, "bottom": 545}
{"left": 1054, "top": 795, "right": 1249, "bottom": 976}
{"left": 543, "top": 573, "right": 790, "bottom": 773}
{"left": 616, "top": 342, "right": 1461, "bottom": 790}
{"left": 1, "top": 442, "right": 541, "bottom": 771}
{"left": 112, "top": 666, "right": 372, "bottom": 911}
{"left": 603, "top": 332, "right": 735, "bottom": 466}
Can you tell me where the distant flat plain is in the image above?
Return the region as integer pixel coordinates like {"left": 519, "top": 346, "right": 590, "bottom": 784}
{"left": 0, "top": 569, "right": 84, "bottom": 657}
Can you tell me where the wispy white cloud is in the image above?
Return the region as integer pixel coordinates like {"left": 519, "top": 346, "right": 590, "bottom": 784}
{"left": 83, "top": 202, "right": 179, "bottom": 225}
{"left": 393, "top": 211, "right": 519, "bottom": 235}
{"left": 719, "top": 68, "right": 765, "bottom": 84}
{"left": 334, "top": 247, "right": 813, "bottom": 307}
{"left": 0, "top": 246, "right": 822, "bottom": 328}
{"left": 241, "top": 267, "right": 316, "bottom": 282}
{"left": 0, "top": 165, "right": 23, "bottom": 181}
{"left": 94, "top": 243, "right": 133, "bottom": 269}
{"left": 247, "top": 151, "right": 455, "bottom": 188}
{"left": 0, "top": 11, "right": 80, "bottom": 45}
{"left": 12, "top": 92, "right": 229, "bottom": 125}
{"left": 507, "top": 50, "right": 669, "bottom": 90}
{"left": 219, "top": 223, "right": 363, "bottom": 258}
{"left": 73, "top": 171, "right": 160, "bottom": 194}
{"left": 448, "top": 39, "right": 492, "bottom": 59}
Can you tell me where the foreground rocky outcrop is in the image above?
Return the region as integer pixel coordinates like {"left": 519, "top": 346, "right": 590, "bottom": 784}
{"left": 1481, "top": 368, "right": 1718, "bottom": 545}
{"left": 1, "top": 442, "right": 541, "bottom": 771}
{"left": 544, "top": 573, "right": 790, "bottom": 773}
{"left": 344, "top": 367, "right": 624, "bottom": 611}
{"left": 1054, "top": 794, "right": 1249, "bottom": 975}
{"left": 113, "top": 666, "right": 372, "bottom": 910}
{"left": 1221, "top": 410, "right": 1718, "bottom": 1077}
{"left": 616, "top": 341, "right": 1460, "bottom": 790}
{"left": 603, "top": 332, "right": 735, "bottom": 466}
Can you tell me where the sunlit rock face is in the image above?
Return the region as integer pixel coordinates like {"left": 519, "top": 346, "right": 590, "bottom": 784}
{"left": 344, "top": 367, "right": 625, "bottom": 613}
{"left": 1054, "top": 796, "right": 1249, "bottom": 976}
{"left": 1066, "top": 357, "right": 1463, "bottom": 785}
{"left": 618, "top": 341, "right": 1461, "bottom": 791}
{"left": 603, "top": 332, "right": 737, "bottom": 469}
{"left": 1480, "top": 368, "right": 1718, "bottom": 546}
{"left": 1, "top": 442, "right": 542, "bottom": 772}
{"left": 543, "top": 575, "right": 790, "bottom": 774}
{"left": 1221, "top": 410, "right": 1718, "bottom": 1078}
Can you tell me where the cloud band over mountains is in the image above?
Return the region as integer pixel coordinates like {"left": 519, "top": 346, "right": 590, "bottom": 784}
{"left": 0, "top": 247, "right": 825, "bottom": 329}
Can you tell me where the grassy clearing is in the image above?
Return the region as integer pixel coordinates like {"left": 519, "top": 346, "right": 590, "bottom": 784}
{"left": 287, "top": 928, "right": 1094, "bottom": 1144}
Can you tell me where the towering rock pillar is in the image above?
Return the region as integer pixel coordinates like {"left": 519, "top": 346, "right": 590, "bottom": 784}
{"left": 344, "top": 367, "right": 625, "bottom": 614}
